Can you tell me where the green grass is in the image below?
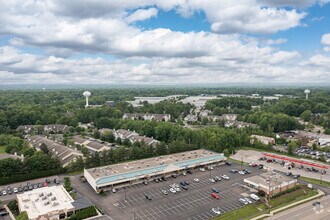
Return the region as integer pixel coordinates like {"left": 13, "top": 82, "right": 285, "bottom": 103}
{"left": 227, "top": 157, "right": 249, "bottom": 166}
{"left": 0, "top": 145, "right": 6, "bottom": 154}
{"left": 299, "top": 176, "right": 330, "bottom": 188}
{"left": 213, "top": 203, "right": 266, "bottom": 220}
{"left": 213, "top": 186, "right": 318, "bottom": 220}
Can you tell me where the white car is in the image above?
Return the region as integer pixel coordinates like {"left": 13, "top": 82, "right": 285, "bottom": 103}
{"left": 162, "top": 190, "right": 168, "bottom": 195}
{"left": 212, "top": 207, "right": 221, "bottom": 215}
{"left": 175, "top": 187, "right": 181, "bottom": 192}
{"left": 221, "top": 175, "right": 229, "bottom": 180}
{"left": 250, "top": 194, "right": 260, "bottom": 201}
{"left": 112, "top": 188, "right": 117, "bottom": 193}
{"left": 199, "top": 168, "right": 205, "bottom": 172}
{"left": 209, "top": 166, "right": 214, "bottom": 170}
{"left": 169, "top": 188, "right": 176, "bottom": 194}
{"left": 194, "top": 178, "right": 199, "bottom": 182}
{"left": 239, "top": 198, "right": 248, "bottom": 205}
{"left": 2, "top": 190, "right": 7, "bottom": 195}
{"left": 13, "top": 188, "right": 18, "bottom": 193}
{"left": 245, "top": 198, "right": 253, "bottom": 204}
{"left": 183, "top": 172, "right": 187, "bottom": 176}
{"left": 209, "top": 178, "right": 216, "bottom": 183}
{"left": 238, "top": 171, "right": 245, "bottom": 175}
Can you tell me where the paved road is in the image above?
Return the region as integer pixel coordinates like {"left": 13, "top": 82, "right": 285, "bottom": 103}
{"left": 266, "top": 195, "right": 330, "bottom": 220}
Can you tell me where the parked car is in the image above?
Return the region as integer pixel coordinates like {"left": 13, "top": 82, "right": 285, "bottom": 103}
{"left": 2, "top": 190, "right": 6, "bottom": 196}
{"left": 181, "top": 185, "right": 188, "bottom": 190}
{"left": 38, "top": 182, "right": 43, "bottom": 188}
{"left": 54, "top": 179, "right": 60, "bottom": 184}
{"left": 221, "top": 175, "right": 229, "bottom": 180}
{"left": 211, "top": 193, "right": 220, "bottom": 199}
{"left": 112, "top": 188, "right": 117, "bottom": 193}
{"left": 212, "top": 207, "right": 221, "bottom": 215}
{"left": 250, "top": 194, "right": 260, "bottom": 201}
{"left": 145, "top": 195, "right": 152, "bottom": 200}
{"left": 225, "top": 161, "right": 232, "bottom": 166}
{"left": 169, "top": 188, "right": 176, "bottom": 194}
{"left": 194, "top": 178, "right": 199, "bottom": 182}
{"left": 230, "top": 169, "right": 238, "bottom": 173}
{"left": 18, "top": 187, "right": 23, "bottom": 192}
{"left": 162, "top": 190, "right": 168, "bottom": 195}
{"left": 187, "top": 170, "right": 192, "bottom": 174}
{"left": 238, "top": 171, "right": 245, "bottom": 175}
{"left": 13, "top": 188, "right": 18, "bottom": 193}
{"left": 209, "top": 178, "right": 216, "bottom": 183}
{"left": 239, "top": 198, "right": 248, "bottom": 205}
{"left": 143, "top": 181, "right": 148, "bottom": 185}
{"left": 214, "top": 176, "right": 221, "bottom": 182}
{"left": 212, "top": 188, "right": 220, "bottom": 193}
{"left": 199, "top": 168, "right": 205, "bottom": 172}
{"left": 243, "top": 169, "right": 251, "bottom": 174}
{"left": 245, "top": 198, "right": 253, "bottom": 204}
{"left": 43, "top": 182, "right": 48, "bottom": 187}
{"left": 45, "top": 179, "right": 51, "bottom": 184}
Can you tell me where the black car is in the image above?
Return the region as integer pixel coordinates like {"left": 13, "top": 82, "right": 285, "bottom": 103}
{"left": 161, "top": 176, "right": 167, "bottom": 181}
{"left": 293, "top": 174, "right": 300, "bottom": 179}
{"left": 286, "top": 172, "right": 292, "bottom": 176}
{"left": 180, "top": 181, "right": 186, "bottom": 186}
{"left": 243, "top": 169, "right": 251, "bottom": 174}
{"left": 225, "top": 161, "right": 232, "bottom": 166}
{"left": 187, "top": 170, "right": 192, "bottom": 174}
{"left": 184, "top": 181, "right": 190, "bottom": 185}
{"left": 23, "top": 186, "right": 29, "bottom": 191}
{"left": 18, "top": 187, "right": 23, "bottom": 192}
{"left": 171, "top": 174, "right": 177, "bottom": 178}
{"left": 46, "top": 179, "right": 51, "bottom": 184}
{"left": 181, "top": 185, "right": 188, "bottom": 190}
{"left": 313, "top": 201, "right": 320, "bottom": 206}
{"left": 145, "top": 195, "right": 152, "bottom": 200}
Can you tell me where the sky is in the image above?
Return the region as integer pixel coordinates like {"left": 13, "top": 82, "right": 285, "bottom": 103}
{"left": 0, "top": 0, "right": 330, "bottom": 85}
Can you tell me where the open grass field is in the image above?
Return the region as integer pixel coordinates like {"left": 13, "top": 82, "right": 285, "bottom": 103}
{"left": 300, "top": 176, "right": 330, "bottom": 188}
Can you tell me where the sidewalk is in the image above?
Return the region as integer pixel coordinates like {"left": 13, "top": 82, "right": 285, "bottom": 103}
{"left": 250, "top": 189, "right": 325, "bottom": 220}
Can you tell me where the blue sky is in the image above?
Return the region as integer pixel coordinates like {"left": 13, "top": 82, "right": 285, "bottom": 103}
{"left": 0, "top": 0, "right": 329, "bottom": 84}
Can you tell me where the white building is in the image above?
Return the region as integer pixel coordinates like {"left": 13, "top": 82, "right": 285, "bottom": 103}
{"left": 17, "top": 185, "right": 75, "bottom": 220}
{"left": 251, "top": 135, "right": 276, "bottom": 145}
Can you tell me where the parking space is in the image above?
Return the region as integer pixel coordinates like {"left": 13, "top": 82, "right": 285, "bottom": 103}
{"left": 0, "top": 175, "right": 62, "bottom": 203}
{"left": 72, "top": 162, "right": 265, "bottom": 220}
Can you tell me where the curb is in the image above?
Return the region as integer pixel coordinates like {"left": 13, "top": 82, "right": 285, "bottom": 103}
{"left": 250, "top": 189, "right": 325, "bottom": 220}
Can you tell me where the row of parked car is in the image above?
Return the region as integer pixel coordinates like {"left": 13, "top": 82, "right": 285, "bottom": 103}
{"left": 295, "top": 147, "right": 330, "bottom": 163}
{"left": 0, "top": 178, "right": 60, "bottom": 196}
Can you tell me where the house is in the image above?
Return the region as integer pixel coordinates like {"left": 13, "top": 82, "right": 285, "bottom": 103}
{"left": 27, "top": 135, "right": 83, "bottom": 167}
{"left": 72, "top": 136, "right": 111, "bottom": 153}
{"left": 184, "top": 114, "right": 198, "bottom": 123}
{"left": 105, "top": 101, "right": 116, "bottom": 107}
{"left": 122, "top": 113, "right": 171, "bottom": 122}
{"left": 225, "top": 120, "right": 257, "bottom": 129}
{"left": 251, "top": 135, "right": 276, "bottom": 145}
{"left": 17, "top": 124, "right": 71, "bottom": 134}
{"left": 111, "top": 129, "right": 160, "bottom": 146}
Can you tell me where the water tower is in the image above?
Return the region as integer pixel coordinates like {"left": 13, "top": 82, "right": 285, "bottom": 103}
{"left": 304, "top": 89, "right": 310, "bottom": 100}
{"left": 83, "top": 91, "right": 91, "bottom": 107}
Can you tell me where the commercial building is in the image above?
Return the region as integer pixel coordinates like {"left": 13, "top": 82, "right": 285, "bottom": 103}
{"left": 72, "top": 136, "right": 111, "bottom": 153}
{"left": 244, "top": 172, "right": 297, "bottom": 196}
{"left": 27, "top": 135, "right": 83, "bottom": 167}
{"left": 17, "top": 185, "right": 75, "bottom": 220}
{"left": 84, "top": 149, "right": 226, "bottom": 192}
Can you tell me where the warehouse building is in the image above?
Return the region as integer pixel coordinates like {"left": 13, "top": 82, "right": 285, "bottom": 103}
{"left": 17, "top": 185, "right": 75, "bottom": 220}
{"left": 84, "top": 149, "right": 226, "bottom": 192}
{"left": 244, "top": 172, "right": 297, "bottom": 196}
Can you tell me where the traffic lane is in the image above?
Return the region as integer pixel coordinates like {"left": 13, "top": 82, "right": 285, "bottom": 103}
{"left": 266, "top": 195, "right": 330, "bottom": 220}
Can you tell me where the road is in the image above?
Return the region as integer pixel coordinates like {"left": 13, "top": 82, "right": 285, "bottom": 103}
{"left": 266, "top": 196, "right": 330, "bottom": 220}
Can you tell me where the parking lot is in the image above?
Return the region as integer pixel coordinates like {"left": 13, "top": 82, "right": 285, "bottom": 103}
{"left": 0, "top": 175, "right": 62, "bottom": 203}
{"left": 232, "top": 150, "right": 330, "bottom": 182}
{"left": 72, "top": 162, "right": 265, "bottom": 220}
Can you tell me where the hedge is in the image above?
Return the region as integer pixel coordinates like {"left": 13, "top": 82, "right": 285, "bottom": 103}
{"left": 70, "top": 206, "right": 98, "bottom": 220}
{"left": 0, "top": 168, "right": 66, "bottom": 185}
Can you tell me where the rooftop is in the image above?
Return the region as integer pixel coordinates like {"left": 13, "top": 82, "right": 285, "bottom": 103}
{"left": 17, "top": 185, "right": 74, "bottom": 219}
{"left": 86, "top": 149, "right": 225, "bottom": 184}
{"left": 245, "top": 172, "right": 293, "bottom": 189}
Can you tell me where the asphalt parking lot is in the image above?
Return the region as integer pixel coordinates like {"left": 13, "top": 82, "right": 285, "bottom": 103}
{"left": 0, "top": 175, "right": 62, "bottom": 203}
{"left": 72, "top": 162, "right": 265, "bottom": 220}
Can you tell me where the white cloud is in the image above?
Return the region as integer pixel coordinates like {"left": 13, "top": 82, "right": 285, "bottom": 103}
{"left": 265, "top": 38, "right": 288, "bottom": 45}
{"left": 126, "top": 8, "right": 158, "bottom": 23}
{"left": 321, "top": 33, "right": 330, "bottom": 45}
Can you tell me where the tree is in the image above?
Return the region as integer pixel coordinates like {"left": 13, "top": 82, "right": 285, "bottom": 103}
{"left": 16, "top": 211, "right": 28, "bottom": 220}
{"left": 300, "top": 110, "right": 312, "bottom": 122}
{"left": 40, "top": 143, "right": 49, "bottom": 154}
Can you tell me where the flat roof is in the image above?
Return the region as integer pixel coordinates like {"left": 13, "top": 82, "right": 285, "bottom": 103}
{"left": 263, "top": 153, "right": 328, "bottom": 169}
{"left": 86, "top": 150, "right": 225, "bottom": 184}
{"left": 17, "top": 185, "right": 74, "bottom": 219}
{"left": 245, "top": 172, "right": 294, "bottom": 189}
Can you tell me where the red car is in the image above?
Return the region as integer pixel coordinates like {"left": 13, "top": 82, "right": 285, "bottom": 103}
{"left": 211, "top": 193, "right": 220, "bottom": 199}
{"left": 43, "top": 182, "right": 48, "bottom": 187}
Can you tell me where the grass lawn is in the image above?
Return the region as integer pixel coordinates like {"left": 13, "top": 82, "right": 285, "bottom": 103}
{"left": 213, "top": 203, "right": 267, "bottom": 220}
{"left": 299, "top": 176, "right": 330, "bottom": 188}
{"left": 0, "top": 145, "right": 6, "bottom": 154}
{"left": 227, "top": 157, "right": 249, "bottom": 166}
{"left": 214, "top": 186, "right": 318, "bottom": 220}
